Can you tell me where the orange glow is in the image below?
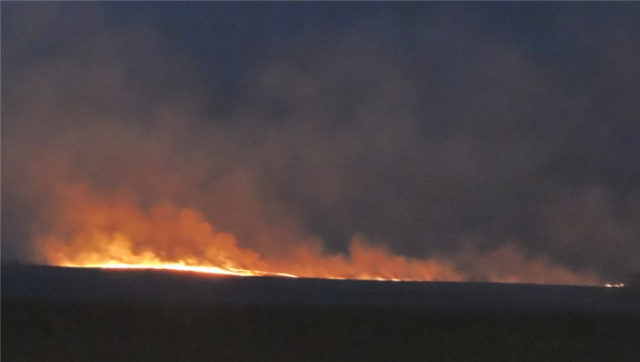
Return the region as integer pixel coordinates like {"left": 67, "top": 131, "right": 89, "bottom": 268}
{"left": 603, "top": 282, "right": 625, "bottom": 288}
{"left": 37, "top": 184, "right": 462, "bottom": 282}
{"left": 69, "top": 262, "right": 299, "bottom": 278}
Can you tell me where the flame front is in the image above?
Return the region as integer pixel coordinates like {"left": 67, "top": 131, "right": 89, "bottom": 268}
{"left": 54, "top": 232, "right": 297, "bottom": 278}
{"left": 38, "top": 184, "right": 462, "bottom": 281}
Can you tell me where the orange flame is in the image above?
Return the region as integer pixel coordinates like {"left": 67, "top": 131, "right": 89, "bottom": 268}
{"left": 37, "top": 184, "right": 463, "bottom": 281}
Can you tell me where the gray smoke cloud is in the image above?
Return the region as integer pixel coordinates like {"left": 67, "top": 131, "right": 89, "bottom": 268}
{"left": 2, "top": 3, "right": 639, "bottom": 283}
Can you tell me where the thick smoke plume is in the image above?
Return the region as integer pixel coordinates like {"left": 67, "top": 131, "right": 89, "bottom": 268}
{"left": 37, "top": 184, "right": 464, "bottom": 280}
{"left": 3, "top": 4, "right": 639, "bottom": 284}
{"left": 37, "top": 183, "right": 592, "bottom": 283}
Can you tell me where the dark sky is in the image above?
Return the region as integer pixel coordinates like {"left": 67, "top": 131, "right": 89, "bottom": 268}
{"left": 2, "top": 3, "right": 639, "bottom": 282}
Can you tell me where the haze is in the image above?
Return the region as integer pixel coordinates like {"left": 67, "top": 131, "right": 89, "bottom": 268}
{"left": 3, "top": 3, "right": 640, "bottom": 284}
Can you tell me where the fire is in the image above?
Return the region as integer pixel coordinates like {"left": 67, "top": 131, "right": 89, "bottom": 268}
{"left": 76, "top": 263, "right": 299, "bottom": 278}
{"left": 603, "top": 282, "right": 625, "bottom": 288}
{"left": 38, "top": 184, "right": 462, "bottom": 281}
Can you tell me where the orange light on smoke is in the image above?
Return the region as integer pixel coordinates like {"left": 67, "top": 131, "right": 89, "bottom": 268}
{"left": 37, "top": 184, "right": 462, "bottom": 282}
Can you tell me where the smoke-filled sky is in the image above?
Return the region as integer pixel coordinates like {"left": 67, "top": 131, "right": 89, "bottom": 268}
{"left": 2, "top": 3, "right": 640, "bottom": 283}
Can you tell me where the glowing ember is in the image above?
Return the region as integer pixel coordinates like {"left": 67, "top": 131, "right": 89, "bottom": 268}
{"left": 603, "top": 282, "right": 625, "bottom": 288}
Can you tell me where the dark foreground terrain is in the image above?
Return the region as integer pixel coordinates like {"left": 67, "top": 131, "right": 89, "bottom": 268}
{"left": 3, "top": 265, "right": 639, "bottom": 362}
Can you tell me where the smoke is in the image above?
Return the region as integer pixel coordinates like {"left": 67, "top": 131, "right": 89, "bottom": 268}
{"left": 38, "top": 183, "right": 463, "bottom": 281}
{"left": 37, "top": 183, "right": 591, "bottom": 283}
{"left": 3, "top": 3, "right": 640, "bottom": 283}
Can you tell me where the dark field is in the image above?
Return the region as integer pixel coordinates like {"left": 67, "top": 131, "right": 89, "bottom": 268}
{"left": 3, "top": 265, "right": 639, "bottom": 361}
